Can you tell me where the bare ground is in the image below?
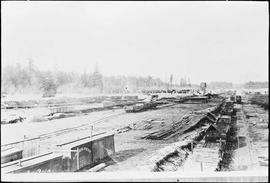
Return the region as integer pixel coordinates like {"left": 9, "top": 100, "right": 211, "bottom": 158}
{"left": 1, "top": 102, "right": 218, "bottom": 171}
{"left": 3, "top": 95, "right": 267, "bottom": 173}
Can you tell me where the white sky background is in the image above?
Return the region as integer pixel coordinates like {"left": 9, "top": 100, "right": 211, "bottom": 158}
{"left": 1, "top": 1, "right": 268, "bottom": 84}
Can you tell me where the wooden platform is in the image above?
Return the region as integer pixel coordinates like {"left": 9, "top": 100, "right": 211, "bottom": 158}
{"left": 1, "top": 132, "right": 115, "bottom": 173}
{"left": 1, "top": 148, "right": 23, "bottom": 164}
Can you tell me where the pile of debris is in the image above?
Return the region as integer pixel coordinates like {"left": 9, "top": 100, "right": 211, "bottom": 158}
{"left": 1, "top": 115, "right": 25, "bottom": 124}
{"left": 31, "top": 112, "right": 77, "bottom": 122}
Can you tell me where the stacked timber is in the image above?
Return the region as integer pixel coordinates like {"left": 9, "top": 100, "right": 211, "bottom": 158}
{"left": 141, "top": 106, "right": 221, "bottom": 140}
{"left": 141, "top": 113, "right": 203, "bottom": 140}
{"left": 133, "top": 119, "right": 165, "bottom": 130}
{"left": 249, "top": 93, "right": 268, "bottom": 110}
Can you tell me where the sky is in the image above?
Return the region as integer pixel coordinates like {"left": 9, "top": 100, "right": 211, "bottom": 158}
{"left": 1, "top": 1, "right": 269, "bottom": 84}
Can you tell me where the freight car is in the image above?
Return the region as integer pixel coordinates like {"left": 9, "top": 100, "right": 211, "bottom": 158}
{"left": 235, "top": 95, "right": 242, "bottom": 104}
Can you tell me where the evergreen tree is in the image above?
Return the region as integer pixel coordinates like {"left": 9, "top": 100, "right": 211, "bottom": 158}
{"left": 40, "top": 72, "right": 58, "bottom": 97}
{"left": 91, "top": 64, "right": 103, "bottom": 92}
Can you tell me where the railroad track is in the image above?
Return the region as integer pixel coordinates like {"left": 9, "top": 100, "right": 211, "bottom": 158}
{"left": 51, "top": 102, "right": 179, "bottom": 133}
{"left": 1, "top": 111, "right": 126, "bottom": 147}
{"left": 39, "top": 111, "right": 126, "bottom": 139}
{"left": 1, "top": 102, "right": 180, "bottom": 147}
{"left": 28, "top": 103, "right": 177, "bottom": 139}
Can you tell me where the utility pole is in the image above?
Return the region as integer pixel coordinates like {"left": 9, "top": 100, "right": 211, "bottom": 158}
{"left": 22, "top": 135, "right": 26, "bottom": 157}
{"left": 170, "top": 74, "right": 173, "bottom": 90}
{"left": 90, "top": 125, "right": 93, "bottom": 138}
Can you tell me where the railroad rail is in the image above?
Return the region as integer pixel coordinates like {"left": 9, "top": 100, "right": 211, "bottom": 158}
{"left": 2, "top": 102, "right": 177, "bottom": 148}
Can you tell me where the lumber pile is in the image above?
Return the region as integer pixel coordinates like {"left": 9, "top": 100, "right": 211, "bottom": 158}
{"left": 133, "top": 119, "right": 165, "bottom": 130}
{"left": 116, "top": 126, "right": 132, "bottom": 134}
{"left": 249, "top": 94, "right": 269, "bottom": 110}
{"left": 141, "top": 105, "right": 221, "bottom": 140}
{"left": 141, "top": 113, "right": 204, "bottom": 140}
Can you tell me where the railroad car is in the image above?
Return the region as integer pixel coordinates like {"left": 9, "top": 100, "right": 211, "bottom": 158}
{"left": 235, "top": 95, "right": 242, "bottom": 104}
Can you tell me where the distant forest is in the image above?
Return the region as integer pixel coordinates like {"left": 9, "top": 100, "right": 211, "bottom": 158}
{"left": 2, "top": 60, "right": 268, "bottom": 96}
{"left": 208, "top": 82, "right": 233, "bottom": 89}
{"left": 243, "top": 81, "right": 268, "bottom": 89}
{"left": 1, "top": 60, "right": 171, "bottom": 95}
{"left": 208, "top": 81, "right": 269, "bottom": 90}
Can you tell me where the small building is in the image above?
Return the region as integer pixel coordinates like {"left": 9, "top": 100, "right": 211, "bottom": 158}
{"left": 204, "top": 124, "right": 221, "bottom": 142}
{"left": 204, "top": 123, "right": 231, "bottom": 142}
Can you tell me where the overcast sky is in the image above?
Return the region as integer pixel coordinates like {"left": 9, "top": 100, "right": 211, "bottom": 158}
{"left": 1, "top": 1, "right": 268, "bottom": 84}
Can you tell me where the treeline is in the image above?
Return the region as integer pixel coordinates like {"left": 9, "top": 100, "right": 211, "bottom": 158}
{"left": 207, "top": 82, "right": 233, "bottom": 89}
{"left": 244, "top": 81, "right": 268, "bottom": 89}
{"left": 1, "top": 61, "right": 168, "bottom": 96}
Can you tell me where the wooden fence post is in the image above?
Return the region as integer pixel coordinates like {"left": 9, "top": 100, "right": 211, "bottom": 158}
{"left": 22, "top": 135, "right": 26, "bottom": 157}
{"left": 200, "top": 161, "right": 203, "bottom": 172}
